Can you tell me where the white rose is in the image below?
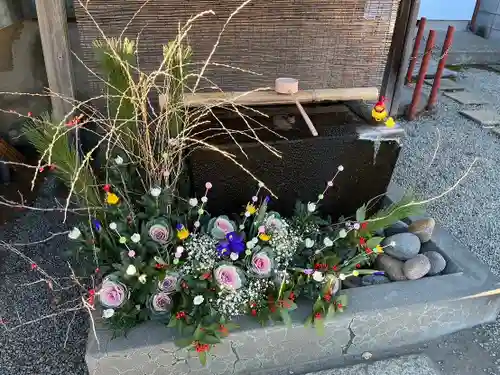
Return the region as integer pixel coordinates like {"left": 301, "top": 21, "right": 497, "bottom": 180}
{"left": 126, "top": 265, "right": 137, "bottom": 276}
{"left": 130, "top": 233, "right": 141, "bottom": 243}
{"left": 339, "top": 229, "right": 347, "bottom": 238}
{"left": 150, "top": 187, "right": 162, "bottom": 197}
{"left": 193, "top": 295, "right": 204, "bottom": 305}
{"left": 138, "top": 274, "right": 147, "bottom": 284}
{"left": 114, "top": 155, "right": 123, "bottom": 165}
{"left": 312, "top": 271, "right": 324, "bottom": 282}
{"left": 102, "top": 308, "right": 115, "bottom": 319}
{"left": 188, "top": 198, "right": 198, "bottom": 207}
{"left": 109, "top": 222, "right": 117, "bottom": 230}
{"left": 68, "top": 227, "right": 81, "bottom": 240}
{"left": 304, "top": 238, "right": 314, "bottom": 248}
{"left": 307, "top": 202, "right": 316, "bottom": 213}
{"left": 323, "top": 237, "right": 333, "bottom": 247}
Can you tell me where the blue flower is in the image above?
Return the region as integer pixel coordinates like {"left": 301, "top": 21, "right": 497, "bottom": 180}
{"left": 92, "top": 219, "right": 102, "bottom": 232}
{"left": 217, "top": 231, "right": 245, "bottom": 257}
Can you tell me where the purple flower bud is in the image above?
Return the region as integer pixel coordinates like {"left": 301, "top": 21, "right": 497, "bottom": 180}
{"left": 373, "top": 271, "right": 385, "bottom": 276}
{"left": 264, "top": 196, "right": 270, "bottom": 204}
{"left": 92, "top": 219, "right": 101, "bottom": 231}
{"left": 304, "top": 268, "right": 314, "bottom": 275}
{"left": 176, "top": 223, "right": 183, "bottom": 230}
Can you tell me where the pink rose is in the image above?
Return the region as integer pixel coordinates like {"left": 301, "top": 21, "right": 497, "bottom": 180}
{"left": 214, "top": 265, "right": 244, "bottom": 290}
{"left": 250, "top": 248, "right": 274, "bottom": 277}
{"left": 98, "top": 279, "right": 128, "bottom": 308}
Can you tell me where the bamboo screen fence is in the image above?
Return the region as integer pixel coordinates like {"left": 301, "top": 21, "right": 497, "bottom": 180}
{"left": 74, "top": 0, "right": 401, "bottom": 95}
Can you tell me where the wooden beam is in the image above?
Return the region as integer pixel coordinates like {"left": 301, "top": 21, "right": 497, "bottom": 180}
{"left": 380, "top": 0, "right": 421, "bottom": 116}
{"left": 162, "top": 87, "right": 379, "bottom": 108}
{"left": 35, "top": 0, "right": 75, "bottom": 122}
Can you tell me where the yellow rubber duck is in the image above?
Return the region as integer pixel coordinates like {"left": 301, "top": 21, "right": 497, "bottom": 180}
{"left": 371, "top": 97, "right": 388, "bottom": 122}
{"left": 384, "top": 117, "right": 396, "bottom": 128}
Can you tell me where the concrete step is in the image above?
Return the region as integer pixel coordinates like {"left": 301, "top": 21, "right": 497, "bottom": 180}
{"left": 303, "top": 354, "right": 442, "bottom": 375}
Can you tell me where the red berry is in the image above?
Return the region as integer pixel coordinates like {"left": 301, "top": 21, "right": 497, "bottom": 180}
{"left": 356, "top": 263, "right": 361, "bottom": 268}
{"left": 314, "top": 312, "right": 322, "bottom": 319}
{"left": 361, "top": 222, "right": 368, "bottom": 229}
{"left": 332, "top": 265, "right": 338, "bottom": 271}
{"left": 39, "top": 167, "right": 44, "bottom": 173}
{"left": 95, "top": 268, "right": 100, "bottom": 273}
{"left": 103, "top": 184, "right": 111, "bottom": 192}
{"left": 30, "top": 263, "right": 37, "bottom": 270}
{"left": 359, "top": 237, "right": 366, "bottom": 246}
{"left": 251, "top": 309, "right": 257, "bottom": 316}
{"left": 324, "top": 294, "right": 332, "bottom": 302}
{"left": 337, "top": 303, "right": 343, "bottom": 309}
{"left": 289, "top": 292, "right": 295, "bottom": 300}
{"left": 27, "top": 112, "right": 33, "bottom": 117}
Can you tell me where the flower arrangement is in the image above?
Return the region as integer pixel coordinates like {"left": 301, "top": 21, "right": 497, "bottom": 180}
{"left": 68, "top": 164, "right": 417, "bottom": 365}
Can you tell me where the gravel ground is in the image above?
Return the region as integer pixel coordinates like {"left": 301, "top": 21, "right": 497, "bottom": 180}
{"left": 2, "top": 68, "right": 500, "bottom": 375}
{"left": 392, "top": 67, "right": 500, "bottom": 374}
{"left": 0, "top": 178, "right": 88, "bottom": 375}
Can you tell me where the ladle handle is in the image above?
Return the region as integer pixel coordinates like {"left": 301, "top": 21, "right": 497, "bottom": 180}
{"left": 294, "top": 98, "right": 318, "bottom": 137}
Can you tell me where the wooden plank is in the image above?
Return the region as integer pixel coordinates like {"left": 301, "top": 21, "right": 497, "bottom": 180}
{"left": 170, "top": 87, "right": 379, "bottom": 108}
{"left": 380, "top": 0, "right": 421, "bottom": 116}
{"left": 35, "top": 0, "right": 75, "bottom": 122}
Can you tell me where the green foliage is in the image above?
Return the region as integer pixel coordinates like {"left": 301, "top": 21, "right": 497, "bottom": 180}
{"left": 366, "top": 194, "right": 424, "bottom": 233}
{"left": 23, "top": 114, "right": 101, "bottom": 208}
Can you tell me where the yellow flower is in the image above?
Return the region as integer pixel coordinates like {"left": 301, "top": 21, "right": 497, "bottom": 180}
{"left": 375, "top": 245, "right": 384, "bottom": 253}
{"left": 246, "top": 203, "right": 257, "bottom": 215}
{"left": 106, "top": 193, "right": 120, "bottom": 205}
{"left": 385, "top": 117, "right": 396, "bottom": 128}
{"left": 259, "top": 233, "right": 271, "bottom": 242}
{"left": 176, "top": 224, "right": 190, "bottom": 240}
{"left": 352, "top": 270, "right": 359, "bottom": 277}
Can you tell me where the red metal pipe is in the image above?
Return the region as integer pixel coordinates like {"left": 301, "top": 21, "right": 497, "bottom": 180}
{"left": 406, "top": 17, "right": 427, "bottom": 85}
{"left": 470, "top": 0, "right": 481, "bottom": 33}
{"left": 408, "top": 29, "right": 436, "bottom": 121}
{"left": 427, "top": 26, "right": 455, "bottom": 110}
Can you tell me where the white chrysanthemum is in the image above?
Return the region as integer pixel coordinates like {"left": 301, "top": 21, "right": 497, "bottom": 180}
{"left": 102, "top": 308, "right": 115, "bottom": 319}
{"left": 193, "top": 295, "right": 205, "bottom": 305}
{"left": 126, "top": 265, "right": 137, "bottom": 276}
{"left": 114, "top": 155, "right": 123, "bottom": 165}
{"left": 130, "top": 233, "right": 141, "bottom": 243}
{"left": 313, "top": 271, "right": 324, "bottom": 282}
{"left": 304, "top": 238, "right": 314, "bottom": 248}
{"left": 138, "top": 274, "right": 147, "bottom": 284}
{"left": 230, "top": 252, "right": 239, "bottom": 261}
{"left": 339, "top": 229, "right": 347, "bottom": 238}
{"left": 68, "top": 227, "right": 81, "bottom": 240}
{"left": 323, "top": 237, "right": 333, "bottom": 247}
{"left": 307, "top": 202, "right": 316, "bottom": 213}
{"left": 109, "top": 222, "right": 117, "bottom": 230}
{"left": 150, "top": 187, "right": 162, "bottom": 197}
{"left": 189, "top": 198, "right": 198, "bottom": 207}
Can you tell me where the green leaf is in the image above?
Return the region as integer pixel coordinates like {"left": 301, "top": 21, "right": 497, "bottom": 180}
{"left": 304, "top": 315, "right": 313, "bottom": 327}
{"left": 327, "top": 304, "right": 336, "bottom": 317}
{"left": 223, "top": 322, "right": 239, "bottom": 331}
{"left": 356, "top": 204, "right": 366, "bottom": 222}
{"left": 315, "top": 318, "right": 325, "bottom": 336}
{"left": 202, "top": 334, "right": 221, "bottom": 345}
{"left": 199, "top": 351, "right": 207, "bottom": 366}
{"left": 279, "top": 309, "right": 292, "bottom": 327}
{"left": 313, "top": 297, "right": 325, "bottom": 314}
{"left": 175, "top": 338, "right": 193, "bottom": 348}
{"left": 366, "top": 236, "right": 384, "bottom": 249}
{"left": 336, "top": 294, "right": 348, "bottom": 308}
{"left": 194, "top": 326, "right": 206, "bottom": 340}
{"left": 167, "top": 315, "right": 178, "bottom": 328}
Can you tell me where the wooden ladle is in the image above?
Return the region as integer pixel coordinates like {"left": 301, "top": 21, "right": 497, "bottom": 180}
{"left": 275, "top": 77, "right": 318, "bottom": 137}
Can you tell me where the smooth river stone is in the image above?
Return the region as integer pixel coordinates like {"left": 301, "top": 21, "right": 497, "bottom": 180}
{"left": 423, "top": 251, "right": 447, "bottom": 275}
{"left": 384, "top": 220, "right": 409, "bottom": 237}
{"left": 408, "top": 218, "right": 435, "bottom": 243}
{"left": 382, "top": 232, "right": 421, "bottom": 261}
{"left": 376, "top": 254, "right": 407, "bottom": 281}
{"left": 403, "top": 254, "right": 431, "bottom": 280}
{"left": 361, "top": 274, "right": 390, "bottom": 286}
{"left": 343, "top": 276, "right": 362, "bottom": 289}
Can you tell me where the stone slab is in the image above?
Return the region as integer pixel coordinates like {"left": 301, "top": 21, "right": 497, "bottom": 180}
{"left": 304, "top": 355, "right": 441, "bottom": 375}
{"left": 412, "top": 60, "right": 458, "bottom": 80}
{"left": 488, "top": 65, "right": 500, "bottom": 73}
{"left": 443, "top": 91, "right": 489, "bottom": 105}
{"left": 491, "top": 128, "right": 500, "bottom": 137}
{"left": 85, "top": 183, "right": 500, "bottom": 375}
{"left": 424, "top": 79, "right": 466, "bottom": 92}
{"left": 459, "top": 109, "right": 500, "bottom": 126}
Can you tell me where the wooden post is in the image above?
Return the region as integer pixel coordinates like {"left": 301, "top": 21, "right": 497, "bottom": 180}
{"left": 406, "top": 17, "right": 427, "bottom": 84}
{"left": 35, "top": 0, "right": 75, "bottom": 122}
{"left": 380, "top": 0, "right": 421, "bottom": 117}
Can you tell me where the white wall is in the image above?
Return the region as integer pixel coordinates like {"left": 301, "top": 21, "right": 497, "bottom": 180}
{"left": 418, "top": 0, "right": 476, "bottom": 20}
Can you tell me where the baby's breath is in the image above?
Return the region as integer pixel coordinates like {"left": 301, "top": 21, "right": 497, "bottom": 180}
{"left": 180, "top": 234, "right": 219, "bottom": 275}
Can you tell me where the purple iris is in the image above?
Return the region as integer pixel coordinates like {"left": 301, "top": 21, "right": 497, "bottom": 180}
{"left": 373, "top": 271, "right": 385, "bottom": 276}
{"left": 264, "top": 196, "right": 270, "bottom": 204}
{"left": 92, "top": 219, "right": 102, "bottom": 232}
{"left": 216, "top": 231, "right": 245, "bottom": 256}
